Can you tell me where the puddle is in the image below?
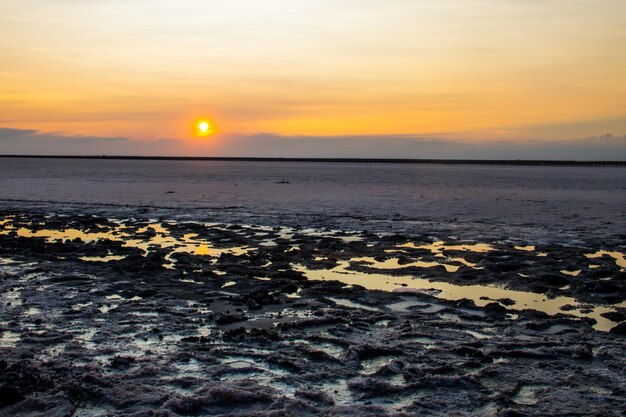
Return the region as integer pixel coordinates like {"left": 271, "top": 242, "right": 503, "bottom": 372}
{"left": 131, "top": 311, "right": 159, "bottom": 317}
{"left": 23, "top": 307, "right": 42, "bottom": 317}
{"left": 560, "top": 269, "right": 581, "bottom": 277}
{"left": 106, "top": 294, "right": 142, "bottom": 301}
{"left": 326, "top": 297, "right": 380, "bottom": 312}
{"left": 1, "top": 216, "right": 625, "bottom": 334}
{"left": 73, "top": 405, "right": 116, "bottom": 417}
{"left": 466, "top": 330, "right": 492, "bottom": 340}
{"left": 98, "top": 305, "right": 117, "bottom": 314}
{"left": 387, "top": 300, "right": 432, "bottom": 312}
{"left": 221, "top": 358, "right": 259, "bottom": 369}
{"left": 585, "top": 250, "right": 626, "bottom": 269}
{"left": 542, "top": 324, "right": 575, "bottom": 334}
{"left": 2, "top": 287, "right": 23, "bottom": 307}
{"left": 0, "top": 330, "right": 21, "bottom": 347}
{"left": 13, "top": 227, "right": 116, "bottom": 243}
{"left": 514, "top": 385, "right": 548, "bottom": 405}
{"left": 2, "top": 220, "right": 253, "bottom": 269}
{"left": 80, "top": 255, "right": 127, "bottom": 263}
{"left": 42, "top": 344, "right": 66, "bottom": 358}
{"left": 285, "top": 288, "right": 302, "bottom": 299}
{"left": 356, "top": 256, "right": 463, "bottom": 273}
{"left": 179, "top": 279, "right": 203, "bottom": 285}
{"left": 397, "top": 241, "right": 495, "bottom": 254}
{"left": 292, "top": 261, "right": 622, "bottom": 331}
{"left": 338, "top": 236, "right": 364, "bottom": 243}
{"left": 75, "top": 328, "right": 98, "bottom": 343}
{"left": 197, "top": 326, "right": 214, "bottom": 337}
{"left": 293, "top": 338, "right": 344, "bottom": 358}
{"left": 0, "top": 257, "right": 17, "bottom": 265}
{"left": 361, "top": 356, "right": 395, "bottom": 374}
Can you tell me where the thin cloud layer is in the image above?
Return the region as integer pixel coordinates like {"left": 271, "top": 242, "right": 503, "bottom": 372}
{"left": 0, "top": 128, "right": 175, "bottom": 156}
{"left": 0, "top": 128, "right": 625, "bottom": 160}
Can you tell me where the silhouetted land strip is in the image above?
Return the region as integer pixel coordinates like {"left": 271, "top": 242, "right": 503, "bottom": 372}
{"left": 1, "top": 154, "right": 625, "bottom": 166}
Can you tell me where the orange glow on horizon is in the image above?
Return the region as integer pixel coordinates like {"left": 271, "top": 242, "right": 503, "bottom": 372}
{"left": 1, "top": 1, "right": 625, "bottom": 147}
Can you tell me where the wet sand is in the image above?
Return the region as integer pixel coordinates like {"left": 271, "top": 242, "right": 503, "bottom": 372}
{"left": 1, "top": 158, "right": 625, "bottom": 242}
{"left": 0, "top": 159, "right": 625, "bottom": 416}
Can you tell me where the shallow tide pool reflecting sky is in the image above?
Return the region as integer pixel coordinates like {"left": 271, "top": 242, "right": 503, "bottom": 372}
{"left": 1, "top": 216, "right": 625, "bottom": 331}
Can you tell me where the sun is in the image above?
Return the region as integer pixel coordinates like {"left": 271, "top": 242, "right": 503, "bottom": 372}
{"left": 196, "top": 120, "right": 215, "bottom": 137}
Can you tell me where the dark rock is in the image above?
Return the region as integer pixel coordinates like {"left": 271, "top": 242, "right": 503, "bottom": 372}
{"left": 497, "top": 298, "right": 516, "bottom": 306}
{"left": 542, "top": 273, "right": 570, "bottom": 286}
{"left": 110, "top": 356, "right": 136, "bottom": 369}
{"left": 347, "top": 378, "right": 400, "bottom": 398}
{"left": 609, "top": 322, "right": 626, "bottom": 335}
{"left": 483, "top": 302, "right": 507, "bottom": 317}
{"left": 601, "top": 311, "right": 626, "bottom": 322}
{"left": 295, "top": 389, "right": 335, "bottom": 405}
{"left": 0, "top": 393, "right": 75, "bottom": 417}
{"left": 0, "top": 385, "right": 23, "bottom": 407}
{"left": 214, "top": 313, "right": 249, "bottom": 325}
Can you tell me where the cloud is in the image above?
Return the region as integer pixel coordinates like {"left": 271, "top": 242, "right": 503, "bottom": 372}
{"left": 0, "top": 128, "right": 38, "bottom": 140}
{"left": 0, "top": 128, "right": 177, "bottom": 155}
{"left": 210, "top": 132, "right": 626, "bottom": 160}
{"left": 0, "top": 127, "right": 625, "bottom": 160}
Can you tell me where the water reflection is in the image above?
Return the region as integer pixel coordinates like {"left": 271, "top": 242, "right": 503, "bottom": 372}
{"left": 1, "top": 216, "right": 625, "bottom": 331}
{"left": 80, "top": 255, "right": 127, "bottom": 263}
{"left": 384, "top": 240, "right": 489, "bottom": 271}
{"left": 354, "top": 256, "right": 462, "bottom": 273}
{"left": 2, "top": 221, "right": 253, "bottom": 268}
{"left": 292, "top": 261, "right": 622, "bottom": 331}
{"left": 585, "top": 250, "right": 626, "bottom": 269}
{"left": 397, "top": 241, "right": 494, "bottom": 254}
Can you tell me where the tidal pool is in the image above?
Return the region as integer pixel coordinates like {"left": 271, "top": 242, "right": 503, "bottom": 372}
{"left": 292, "top": 260, "right": 623, "bottom": 332}
{"left": 2, "top": 220, "right": 253, "bottom": 269}
{"left": 2, "top": 215, "right": 624, "bottom": 331}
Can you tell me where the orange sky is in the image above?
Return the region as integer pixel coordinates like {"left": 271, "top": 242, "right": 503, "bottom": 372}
{"left": 1, "top": 1, "right": 626, "bottom": 151}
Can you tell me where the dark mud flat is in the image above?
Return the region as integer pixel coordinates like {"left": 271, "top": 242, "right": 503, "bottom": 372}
{"left": 0, "top": 211, "right": 625, "bottom": 416}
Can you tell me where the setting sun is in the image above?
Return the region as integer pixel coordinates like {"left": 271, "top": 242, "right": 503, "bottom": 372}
{"left": 196, "top": 120, "right": 215, "bottom": 137}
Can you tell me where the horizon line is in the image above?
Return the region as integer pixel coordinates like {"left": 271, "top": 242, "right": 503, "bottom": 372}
{"left": 1, "top": 154, "right": 625, "bottom": 167}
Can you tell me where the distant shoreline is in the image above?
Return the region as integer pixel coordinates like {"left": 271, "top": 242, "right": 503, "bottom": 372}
{"left": 1, "top": 154, "right": 625, "bottom": 166}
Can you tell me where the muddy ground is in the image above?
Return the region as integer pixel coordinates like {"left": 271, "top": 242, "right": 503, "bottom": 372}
{"left": 0, "top": 208, "right": 625, "bottom": 416}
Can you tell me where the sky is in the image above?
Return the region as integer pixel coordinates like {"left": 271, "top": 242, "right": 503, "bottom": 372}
{"left": 1, "top": 0, "right": 625, "bottom": 158}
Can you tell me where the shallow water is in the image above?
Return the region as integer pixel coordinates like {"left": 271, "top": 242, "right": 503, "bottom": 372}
{"left": 292, "top": 260, "right": 623, "bottom": 331}
{"left": 586, "top": 250, "right": 626, "bottom": 268}
{"left": 4, "top": 222, "right": 253, "bottom": 269}
{"left": 1, "top": 215, "right": 625, "bottom": 331}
